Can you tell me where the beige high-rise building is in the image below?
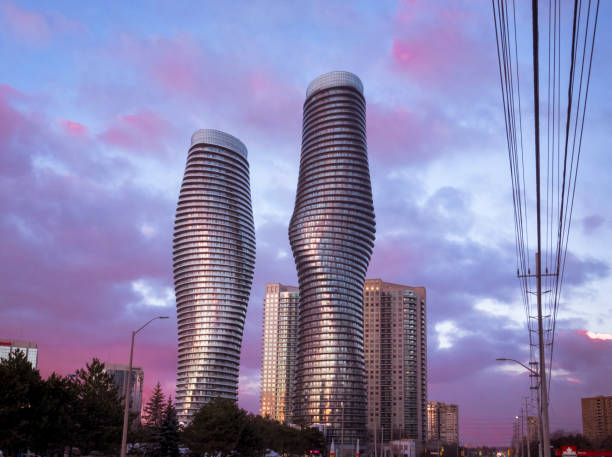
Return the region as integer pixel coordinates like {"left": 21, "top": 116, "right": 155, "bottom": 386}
{"left": 364, "top": 279, "right": 427, "bottom": 448}
{"left": 260, "top": 283, "right": 299, "bottom": 422}
{"left": 427, "top": 401, "right": 459, "bottom": 445}
{"left": 582, "top": 395, "right": 612, "bottom": 443}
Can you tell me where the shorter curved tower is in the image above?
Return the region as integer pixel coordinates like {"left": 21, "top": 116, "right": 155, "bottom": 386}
{"left": 173, "top": 129, "right": 256, "bottom": 424}
{"left": 289, "top": 71, "right": 376, "bottom": 443}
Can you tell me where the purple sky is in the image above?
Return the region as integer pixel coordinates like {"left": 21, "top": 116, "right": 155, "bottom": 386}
{"left": 1, "top": 0, "right": 611, "bottom": 446}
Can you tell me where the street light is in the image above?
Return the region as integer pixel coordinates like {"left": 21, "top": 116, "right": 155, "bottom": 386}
{"left": 120, "top": 316, "right": 169, "bottom": 457}
{"left": 495, "top": 358, "right": 544, "bottom": 457}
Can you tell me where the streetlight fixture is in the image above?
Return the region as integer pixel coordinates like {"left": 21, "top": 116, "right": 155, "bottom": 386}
{"left": 120, "top": 316, "right": 169, "bottom": 457}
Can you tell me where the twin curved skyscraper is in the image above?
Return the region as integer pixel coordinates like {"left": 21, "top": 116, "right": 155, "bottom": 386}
{"left": 173, "top": 129, "right": 256, "bottom": 424}
{"left": 173, "top": 72, "right": 376, "bottom": 442}
{"left": 289, "top": 71, "right": 376, "bottom": 441}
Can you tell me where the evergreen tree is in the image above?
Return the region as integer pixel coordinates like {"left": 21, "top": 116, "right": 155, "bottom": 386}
{"left": 34, "top": 373, "right": 79, "bottom": 455}
{"left": 143, "top": 382, "right": 165, "bottom": 456}
{"left": 0, "top": 350, "right": 43, "bottom": 455}
{"left": 73, "top": 358, "right": 123, "bottom": 455}
{"left": 160, "top": 395, "right": 180, "bottom": 457}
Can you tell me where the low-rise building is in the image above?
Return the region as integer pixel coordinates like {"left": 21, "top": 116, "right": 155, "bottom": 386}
{"left": 0, "top": 339, "right": 38, "bottom": 368}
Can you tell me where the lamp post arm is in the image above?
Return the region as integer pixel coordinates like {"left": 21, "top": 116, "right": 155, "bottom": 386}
{"left": 135, "top": 316, "right": 161, "bottom": 335}
{"left": 496, "top": 358, "right": 539, "bottom": 377}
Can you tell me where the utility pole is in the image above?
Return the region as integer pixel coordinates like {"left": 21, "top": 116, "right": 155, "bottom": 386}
{"left": 534, "top": 253, "right": 551, "bottom": 457}
{"left": 531, "top": 0, "right": 551, "bottom": 455}
{"left": 533, "top": 388, "right": 543, "bottom": 457}
{"left": 524, "top": 398, "right": 531, "bottom": 457}
{"left": 520, "top": 410, "right": 524, "bottom": 457}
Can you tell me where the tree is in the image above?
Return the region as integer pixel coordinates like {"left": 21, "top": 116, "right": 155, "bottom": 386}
{"left": 550, "top": 430, "right": 592, "bottom": 450}
{"left": 0, "top": 350, "right": 43, "bottom": 456}
{"left": 181, "top": 397, "right": 247, "bottom": 457}
{"left": 73, "top": 358, "right": 123, "bottom": 455}
{"left": 160, "top": 396, "right": 180, "bottom": 457}
{"left": 143, "top": 382, "right": 166, "bottom": 456}
{"left": 298, "top": 425, "right": 326, "bottom": 455}
{"left": 235, "top": 413, "right": 265, "bottom": 457}
{"left": 598, "top": 435, "right": 612, "bottom": 450}
{"left": 34, "top": 373, "right": 79, "bottom": 455}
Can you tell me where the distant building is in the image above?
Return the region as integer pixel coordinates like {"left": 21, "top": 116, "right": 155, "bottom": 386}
{"left": 364, "top": 279, "right": 427, "bottom": 449}
{"left": 0, "top": 339, "right": 38, "bottom": 368}
{"left": 260, "top": 283, "right": 299, "bottom": 422}
{"left": 428, "top": 401, "right": 459, "bottom": 445}
{"left": 390, "top": 439, "right": 417, "bottom": 457}
{"left": 582, "top": 395, "right": 612, "bottom": 443}
{"left": 104, "top": 363, "right": 144, "bottom": 420}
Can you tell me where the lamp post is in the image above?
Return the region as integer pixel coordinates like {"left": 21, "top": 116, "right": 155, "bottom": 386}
{"left": 120, "top": 316, "right": 169, "bottom": 457}
{"left": 496, "top": 358, "right": 545, "bottom": 457}
{"left": 513, "top": 416, "right": 519, "bottom": 457}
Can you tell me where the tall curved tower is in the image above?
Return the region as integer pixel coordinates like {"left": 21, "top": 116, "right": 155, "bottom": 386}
{"left": 289, "top": 71, "right": 376, "bottom": 443}
{"left": 173, "top": 129, "right": 256, "bottom": 424}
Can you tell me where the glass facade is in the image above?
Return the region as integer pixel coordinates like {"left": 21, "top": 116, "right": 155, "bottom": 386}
{"left": 173, "top": 129, "right": 256, "bottom": 424}
{"left": 260, "top": 283, "right": 299, "bottom": 422}
{"left": 289, "top": 71, "right": 376, "bottom": 443}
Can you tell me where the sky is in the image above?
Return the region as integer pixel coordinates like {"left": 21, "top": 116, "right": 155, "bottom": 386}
{"left": 1, "top": 0, "right": 611, "bottom": 447}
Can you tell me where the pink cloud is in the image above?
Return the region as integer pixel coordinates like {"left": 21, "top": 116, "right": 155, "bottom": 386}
{"left": 150, "top": 42, "right": 200, "bottom": 94}
{"left": 106, "top": 33, "right": 302, "bottom": 139}
{"left": 59, "top": 119, "right": 88, "bottom": 138}
{"left": 390, "top": 4, "right": 496, "bottom": 89}
{"left": 0, "top": 1, "right": 50, "bottom": 44}
{"left": 111, "top": 34, "right": 206, "bottom": 97}
{"left": 367, "top": 102, "right": 461, "bottom": 165}
{"left": 0, "top": 2, "right": 87, "bottom": 45}
{"left": 584, "top": 330, "right": 612, "bottom": 341}
{"left": 98, "top": 110, "right": 171, "bottom": 152}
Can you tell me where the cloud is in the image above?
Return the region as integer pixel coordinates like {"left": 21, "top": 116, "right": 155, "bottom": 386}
{"left": 103, "top": 33, "right": 303, "bottom": 142}
{"left": 98, "top": 110, "right": 172, "bottom": 154}
{"left": 0, "top": 1, "right": 86, "bottom": 45}
{"left": 435, "top": 320, "right": 471, "bottom": 349}
{"left": 131, "top": 279, "right": 175, "bottom": 309}
{"left": 582, "top": 214, "right": 606, "bottom": 233}
{"left": 238, "top": 367, "right": 261, "bottom": 413}
{"left": 585, "top": 330, "right": 612, "bottom": 341}
{"left": 389, "top": 3, "right": 497, "bottom": 91}
{"left": 0, "top": 1, "right": 50, "bottom": 44}
{"left": 58, "top": 119, "right": 88, "bottom": 138}
{"left": 367, "top": 103, "right": 463, "bottom": 166}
